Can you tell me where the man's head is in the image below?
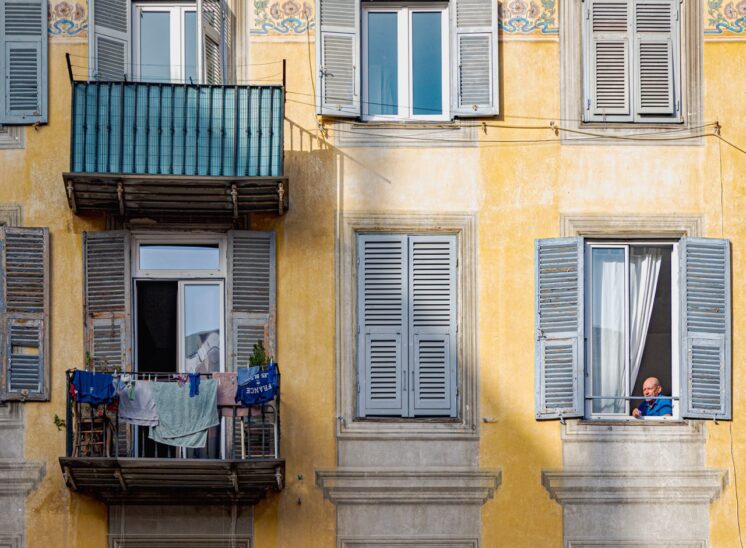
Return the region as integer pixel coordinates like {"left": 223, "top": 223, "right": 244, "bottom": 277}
{"left": 642, "top": 377, "right": 663, "bottom": 403}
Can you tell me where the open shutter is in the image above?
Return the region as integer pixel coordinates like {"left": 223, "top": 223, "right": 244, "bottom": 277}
{"left": 357, "top": 235, "right": 407, "bottom": 417}
{"left": 83, "top": 231, "right": 132, "bottom": 372}
{"left": 0, "top": 0, "right": 47, "bottom": 123}
{"left": 451, "top": 0, "right": 498, "bottom": 117}
{"left": 634, "top": 0, "right": 677, "bottom": 117}
{"left": 680, "top": 238, "right": 731, "bottom": 420}
{"left": 90, "top": 0, "right": 130, "bottom": 81}
{"left": 535, "top": 238, "right": 584, "bottom": 419}
{"left": 585, "top": 0, "right": 631, "bottom": 121}
{"left": 409, "top": 235, "right": 457, "bottom": 417}
{"left": 316, "top": 0, "right": 360, "bottom": 117}
{"left": 198, "top": 0, "right": 226, "bottom": 84}
{"left": 227, "top": 231, "right": 276, "bottom": 370}
{"left": 0, "top": 228, "right": 49, "bottom": 401}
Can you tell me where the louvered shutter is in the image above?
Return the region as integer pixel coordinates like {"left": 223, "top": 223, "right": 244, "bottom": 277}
{"left": 90, "top": 0, "right": 130, "bottom": 81}
{"left": 83, "top": 231, "right": 132, "bottom": 372}
{"left": 227, "top": 231, "right": 276, "bottom": 370}
{"left": 409, "top": 236, "right": 457, "bottom": 417}
{"left": 585, "top": 0, "right": 631, "bottom": 121}
{"left": 0, "top": 0, "right": 47, "bottom": 124}
{"left": 357, "top": 235, "right": 407, "bottom": 417}
{"left": 0, "top": 228, "right": 49, "bottom": 401}
{"left": 451, "top": 0, "right": 498, "bottom": 117}
{"left": 198, "top": 0, "right": 226, "bottom": 84}
{"left": 535, "top": 238, "right": 584, "bottom": 419}
{"left": 316, "top": 0, "right": 360, "bottom": 117}
{"left": 680, "top": 238, "right": 731, "bottom": 420}
{"left": 634, "top": 0, "right": 677, "bottom": 117}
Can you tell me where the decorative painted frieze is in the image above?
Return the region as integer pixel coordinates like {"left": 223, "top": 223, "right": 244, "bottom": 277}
{"left": 48, "top": 0, "right": 88, "bottom": 39}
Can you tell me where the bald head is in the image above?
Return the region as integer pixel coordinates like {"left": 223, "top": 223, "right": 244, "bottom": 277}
{"left": 642, "top": 377, "right": 663, "bottom": 402}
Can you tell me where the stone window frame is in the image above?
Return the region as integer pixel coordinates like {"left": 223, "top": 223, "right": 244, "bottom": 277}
{"left": 336, "top": 212, "right": 478, "bottom": 440}
{"left": 559, "top": 0, "right": 704, "bottom": 145}
{"left": 0, "top": 127, "right": 24, "bottom": 150}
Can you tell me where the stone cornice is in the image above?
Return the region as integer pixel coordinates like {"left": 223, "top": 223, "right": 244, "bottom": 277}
{"left": 561, "top": 420, "right": 705, "bottom": 443}
{"left": 316, "top": 468, "right": 501, "bottom": 505}
{"left": 542, "top": 469, "right": 727, "bottom": 505}
{"left": 0, "top": 460, "right": 45, "bottom": 497}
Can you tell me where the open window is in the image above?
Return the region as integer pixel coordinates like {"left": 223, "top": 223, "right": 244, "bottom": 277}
{"left": 535, "top": 237, "right": 731, "bottom": 421}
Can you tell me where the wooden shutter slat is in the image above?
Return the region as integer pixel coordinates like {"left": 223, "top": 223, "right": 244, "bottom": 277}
{"left": 634, "top": 0, "right": 676, "bottom": 115}
{"left": 199, "top": 0, "right": 226, "bottom": 84}
{"left": 535, "top": 237, "right": 584, "bottom": 420}
{"left": 1, "top": 227, "right": 49, "bottom": 402}
{"left": 680, "top": 238, "right": 731, "bottom": 420}
{"left": 90, "top": 0, "right": 130, "bottom": 81}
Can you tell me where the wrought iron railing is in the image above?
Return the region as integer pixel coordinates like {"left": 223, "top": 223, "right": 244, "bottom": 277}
{"left": 69, "top": 81, "right": 284, "bottom": 178}
{"left": 64, "top": 369, "right": 281, "bottom": 461}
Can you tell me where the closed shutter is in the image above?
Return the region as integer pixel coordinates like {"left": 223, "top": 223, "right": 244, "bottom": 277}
{"left": 451, "top": 0, "right": 498, "bottom": 117}
{"left": 1, "top": 227, "right": 49, "bottom": 401}
{"left": 316, "top": 0, "right": 360, "bottom": 117}
{"left": 585, "top": 0, "right": 632, "bottom": 121}
{"left": 535, "top": 238, "right": 584, "bottom": 419}
{"left": 634, "top": 0, "right": 677, "bottom": 116}
{"left": 83, "top": 231, "right": 132, "bottom": 372}
{"left": 199, "top": 0, "right": 226, "bottom": 84}
{"left": 0, "top": 0, "right": 47, "bottom": 124}
{"left": 357, "top": 234, "right": 407, "bottom": 416}
{"left": 409, "top": 236, "right": 457, "bottom": 417}
{"left": 227, "top": 231, "right": 276, "bottom": 370}
{"left": 90, "top": 0, "right": 130, "bottom": 81}
{"left": 680, "top": 238, "right": 731, "bottom": 420}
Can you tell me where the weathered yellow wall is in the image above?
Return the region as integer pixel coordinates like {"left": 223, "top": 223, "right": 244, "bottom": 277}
{"left": 5, "top": 12, "right": 745, "bottom": 548}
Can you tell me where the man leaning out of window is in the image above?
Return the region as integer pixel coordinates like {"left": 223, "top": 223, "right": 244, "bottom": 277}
{"left": 632, "top": 377, "right": 673, "bottom": 418}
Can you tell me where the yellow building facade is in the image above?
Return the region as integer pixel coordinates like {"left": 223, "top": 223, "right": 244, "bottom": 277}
{"left": 0, "top": 0, "right": 745, "bottom": 546}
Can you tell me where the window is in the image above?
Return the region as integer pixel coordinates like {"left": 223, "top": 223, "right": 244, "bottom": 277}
{"left": 585, "top": 242, "right": 678, "bottom": 418}
{"left": 535, "top": 236, "right": 731, "bottom": 422}
{"left": 357, "top": 233, "right": 457, "bottom": 418}
{"left": 316, "top": 0, "right": 498, "bottom": 120}
{"left": 363, "top": 5, "right": 449, "bottom": 121}
{"left": 132, "top": 3, "right": 198, "bottom": 83}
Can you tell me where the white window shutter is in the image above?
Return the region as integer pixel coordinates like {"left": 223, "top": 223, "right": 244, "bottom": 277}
{"left": 89, "top": 0, "right": 131, "bottom": 81}
{"left": 227, "top": 231, "right": 276, "bottom": 370}
{"left": 198, "top": 0, "right": 226, "bottom": 84}
{"left": 83, "top": 231, "right": 132, "bottom": 372}
{"left": 585, "top": 0, "right": 632, "bottom": 121}
{"left": 634, "top": 0, "right": 677, "bottom": 116}
{"left": 316, "top": 0, "right": 360, "bottom": 117}
{"left": 0, "top": 0, "right": 47, "bottom": 123}
{"left": 535, "top": 238, "right": 585, "bottom": 420}
{"left": 680, "top": 238, "right": 731, "bottom": 420}
{"left": 357, "top": 235, "right": 407, "bottom": 416}
{"left": 451, "top": 0, "right": 498, "bottom": 117}
{"left": 1, "top": 227, "right": 49, "bottom": 401}
{"left": 409, "top": 236, "right": 457, "bottom": 417}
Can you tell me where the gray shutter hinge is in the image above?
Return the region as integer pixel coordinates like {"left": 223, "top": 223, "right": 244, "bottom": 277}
{"left": 676, "top": 99, "right": 681, "bottom": 113}
{"left": 585, "top": 7, "right": 590, "bottom": 19}
{"left": 356, "top": 381, "right": 360, "bottom": 394}
{"left": 586, "top": 99, "right": 591, "bottom": 111}
{"left": 356, "top": 325, "right": 360, "bottom": 335}
{"left": 676, "top": 5, "right": 680, "bottom": 21}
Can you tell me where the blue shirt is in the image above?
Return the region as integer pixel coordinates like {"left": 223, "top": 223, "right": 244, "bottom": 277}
{"left": 636, "top": 396, "right": 673, "bottom": 417}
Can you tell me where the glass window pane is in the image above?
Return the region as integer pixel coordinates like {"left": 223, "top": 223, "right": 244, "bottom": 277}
{"left": 412, "top": 12, "right": 442, "bottom": 116}
{"left": 591, "top": 248, "right": 626, "bottom": 414}
{"left": 184, "top": 11, "right": 197, "bottom": 83}
{"left": 184, "top": 284, "right": 221, "bottom": 373}
{"left": 367, "top": 12, "right": 398, "bottom": 116}
{"left": 140, "top": 11, "right": 172, "bottom": 82}
{"left": 140, "top": 245, "right": 220, "bottom": 270}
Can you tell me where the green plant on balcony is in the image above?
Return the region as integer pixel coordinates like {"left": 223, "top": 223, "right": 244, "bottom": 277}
{"left": 248, "top": 340, "right": 273, "bottom": 368}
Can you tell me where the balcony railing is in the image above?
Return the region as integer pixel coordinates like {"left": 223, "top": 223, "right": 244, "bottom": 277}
{"left": 59, "top": 369, "right": 284, "bottom": 505}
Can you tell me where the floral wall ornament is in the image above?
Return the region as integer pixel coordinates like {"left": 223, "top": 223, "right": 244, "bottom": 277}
{"left": 48, "top": 0, "right": 88, "bottom": 38}
{"left": 498, "top": 0, "right": 558, "bottom": 34}
{"left": 707, "top": 0, "right": 746, "bottom": 34}
{"left": 253, "top": 0, "right": 314, "bottom": 35}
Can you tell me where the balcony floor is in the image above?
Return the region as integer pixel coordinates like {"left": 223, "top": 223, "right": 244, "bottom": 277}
{"left": 59, "top": 456, "right": 285, "bottom": 505}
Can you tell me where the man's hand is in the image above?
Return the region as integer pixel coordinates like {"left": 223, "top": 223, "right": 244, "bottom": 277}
{"left": 632, "top": 408, "right": 642, "bottom": 418}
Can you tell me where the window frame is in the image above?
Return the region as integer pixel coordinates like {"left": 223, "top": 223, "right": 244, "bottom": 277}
{"left": 131, "top": 2, "right": 199, "bottom": 83}
{"left": 361, "top": 2, "right": 450, "bottom": 122}
{"left": 132, "top": 233, "right": 227, "bottom": 279}
{"left": 583, "top": 240, "right": 680, "bottom": 420}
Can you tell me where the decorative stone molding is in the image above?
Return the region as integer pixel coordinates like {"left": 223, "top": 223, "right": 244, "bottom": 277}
{"left": 0, "top": 127, "right": 24, "bottom": 150}
{"left": 336, "top": 212, "right": 479, "bottom": 440}
{"left": 332, "top": 122, "right": 479, "bottom": 148}
{"left": 0, "top": 404, "right": 23, "bottom": 430}
{"left": 340, "top": 538, "right": 477, "bottom": 548}
{"left": 542, "top": 469, "right": 726, "bottom": 505}
{"left": 0, "top": 535, "right": 22, "bottom": 548}
{"left": 568, "top": 541, "right": 704, "bottom": 548}
{"left": 562, "top": 420, "right": 705, "bottom": 443}
{"left": 560, "top": 214, "right": 702, "bottom": 238}
{"left": 316, "top": 468, "right": 501, "bottom": 505}
{"left": 111, "top": 539, "right": 249, "bottom": 548}
{"left": 0, "top": 460, "right": 45, "bottom": 497}
{"left": 0, "top": 205, "right": 22, "bottom": 227}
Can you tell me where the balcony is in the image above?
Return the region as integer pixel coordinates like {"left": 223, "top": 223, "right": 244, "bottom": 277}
{"left": 59, "top": 370, "right": 284, "bottom": 505}
{"left": 63, "top": 81, "right": 288, "bottom": 222}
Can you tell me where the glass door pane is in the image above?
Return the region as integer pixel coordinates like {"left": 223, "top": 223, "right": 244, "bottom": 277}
{"left": 183, "top": 283, "right": 222, "bottom": 373}
{"left": 411, "top": 12, "right": 442, "bottom": 116}
{"left": 140, "top": 11, "right": 172, "bottom": 82}
{"left": 184, "top": 10, "right": 198, "bottom": 83}
{"left": 367, "top": 12, "right": 399, "bottom": 115}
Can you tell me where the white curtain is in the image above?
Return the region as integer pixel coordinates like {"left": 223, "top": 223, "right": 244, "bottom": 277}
{"left": 629, "top": 247, "right": 662, "bottom": 389}
{"left": 592, "top": 249, "right": 626, "bottom": 414}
